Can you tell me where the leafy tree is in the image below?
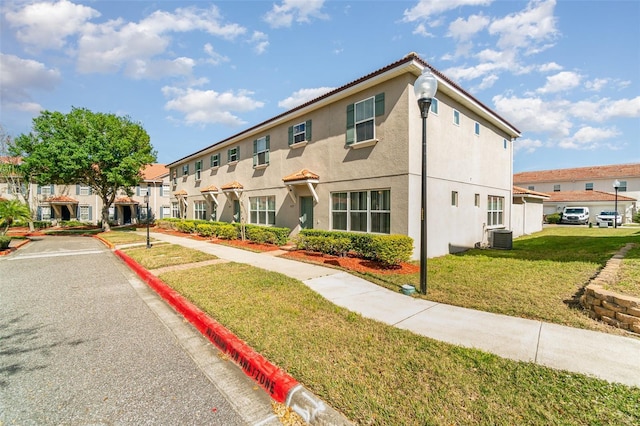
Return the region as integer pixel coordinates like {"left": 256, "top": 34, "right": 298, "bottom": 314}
{"left": 11, "top": 108, "right": 156, "bottom": 231}
{"left": 0, "top": 199, "right": 31, "bottom": 235}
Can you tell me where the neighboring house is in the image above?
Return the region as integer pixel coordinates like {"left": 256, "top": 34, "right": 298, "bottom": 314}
{"left": 512, "top": 186, "right": 549, "bottom": 237}
{"left": 514, "top": 164, "right": 639, "bottom": 224}
{"left": 167, "top": 53, "right": 521, "bottom": 259}
{"left": 0, "top": 161, "right": 169, "bottom": 226}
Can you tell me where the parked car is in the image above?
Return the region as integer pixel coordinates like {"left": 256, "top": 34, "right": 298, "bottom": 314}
{"left": 561, "top": 207, "right": 590, "bottom": 225}
{"left": 596, "top": 211, "right": 622, "bottom": 226}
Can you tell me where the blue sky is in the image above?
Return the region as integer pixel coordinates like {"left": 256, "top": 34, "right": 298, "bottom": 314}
{"left": 1, "top": 0, "right": 638, "bottom": 173}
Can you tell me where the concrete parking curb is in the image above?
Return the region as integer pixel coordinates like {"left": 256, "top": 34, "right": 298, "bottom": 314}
{"left": 113, "top": 249, "right": 352, "bottom": 425}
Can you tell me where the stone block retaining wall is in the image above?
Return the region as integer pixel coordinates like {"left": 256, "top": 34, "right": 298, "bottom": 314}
{"left": 580, "top": 243, "right": 640, "bottom": 334}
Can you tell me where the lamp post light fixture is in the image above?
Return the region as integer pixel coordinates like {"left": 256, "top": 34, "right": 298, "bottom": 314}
{"left": 613, "top": 180, "right": 620, "bottom": 229}
{"left": 413, "top": 67, "right": 438, "bottom": 295}
{"left": 144, "top": 194, "right": 151, "bottom": 248}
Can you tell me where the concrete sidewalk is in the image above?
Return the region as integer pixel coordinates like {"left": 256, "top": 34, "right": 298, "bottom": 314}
{"left": 142, "top": 232, "right": 640, "bottom": 388}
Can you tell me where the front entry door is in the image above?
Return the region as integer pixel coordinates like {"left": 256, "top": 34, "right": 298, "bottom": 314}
{"left": 300, "top": 197, "right": 313, "bottom": 229}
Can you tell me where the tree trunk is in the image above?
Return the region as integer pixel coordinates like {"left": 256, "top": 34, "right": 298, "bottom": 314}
{"left": 101, "top": 201, "right": 111, "bottom": 232}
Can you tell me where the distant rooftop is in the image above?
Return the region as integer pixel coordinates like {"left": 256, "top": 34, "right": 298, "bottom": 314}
{"left": 514, "top": 163, "right": 640, "bottom": 184}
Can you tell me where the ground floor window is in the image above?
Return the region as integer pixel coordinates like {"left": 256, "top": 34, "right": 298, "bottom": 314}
{"left": 249, "top": 196, "right": 275, "bottom": 225}
{"left": 40, "top": 206, "right": 51, "bottom": 220}
{"left": 171, "top": 202, "right": 179, "bottom": 218}
{"left": 487, "top": 195, "right": 504, "bottom": 227}
{"left": 79, "top": 205, "right": 90, "bottom": 221}
{"left": 162, "top": 206, "right": 171, "bottom": 219}
{"left": 331, "top": 189, "right": 390, "bottom": 234}
{"left": 194, "top": 200, "right": 207, "bottom": 220}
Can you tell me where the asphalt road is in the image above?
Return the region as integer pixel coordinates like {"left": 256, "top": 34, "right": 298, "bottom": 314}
{"left": 0, "top": 236, "right": 279, "bottom": 425}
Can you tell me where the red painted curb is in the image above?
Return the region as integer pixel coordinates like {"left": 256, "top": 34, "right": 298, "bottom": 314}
{"left": 114, "top": 249, "right": 299, "bottom": 402}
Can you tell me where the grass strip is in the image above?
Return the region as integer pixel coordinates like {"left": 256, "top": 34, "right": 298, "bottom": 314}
{"left": 606, "top": 244, "right": 640, "bottom": 298}
{"left": 98, "top": 229, "right": 154, "bottom": 245}
{"left": 122, "top": 243, "right": 216, "bottom": 270}
{"left": 159, "top": 263, "right": 639, "bottom": 425}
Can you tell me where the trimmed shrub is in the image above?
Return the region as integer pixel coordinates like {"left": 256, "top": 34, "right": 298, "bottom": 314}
{"left": 546, "top": 213, "right": 561, "bottom": 224}
{"left": 298, "top": 234, "right": 352, "bottom": 256}
{"left": 217, "top": 224, "right": 238, "bottom": 240}
{"left": 371, "top": 235, "right": 413, "bottom": 266}
{"left": 247, "top": 226, "right": 270, "bottom": 244}
{"left": 196, "top": 223, "right": 214, "bottom": 237}
{"left": 0, "top": 236, "right": 11, "bottom": 249}
{"left": 176, "top": 220, "right": 197, "bottom": 234}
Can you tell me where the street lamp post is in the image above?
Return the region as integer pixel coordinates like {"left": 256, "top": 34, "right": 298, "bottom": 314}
{"left": 144, "top": 194, "right": 151, "bottom": 248}
{"left": 613, "top": 180, "right": 620, "bottom": 229}
{"left": 413, "top": 67, "right": 438, "bottom": 295}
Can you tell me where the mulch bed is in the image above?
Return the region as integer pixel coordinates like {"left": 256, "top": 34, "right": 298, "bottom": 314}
{"left": 153, "top": 227, "right": 419, "bottom": 275}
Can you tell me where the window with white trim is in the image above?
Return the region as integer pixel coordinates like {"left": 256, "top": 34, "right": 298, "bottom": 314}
{"left": 162, "top": 183, "right": 170, "bottom": 196}
{"left": 346, "top": 93, "right": 384, "bottom": 145}
{"left": 293, "top": 122, "right": 306, "bottom": 143}
{"left": 210, "top": 153, "right": 220, "bottom": 168}
{"left": 79, "top": 205, "right": 90, "bottom": 221}
{"left": 171, "top": 202, "right": 179, "bottom": 218}
{"left": 585, "top": 182, "right": 593, "bottom": 191}
{"left": 453, "top": 110, "right": 460, "bottom": 126}
{"left": 182, "top": 164, "right": 189, "bottom": 176}
{"left": 195, "top": 160, "right": 202, "bottom": 180}
{"left": 139, "top": 185, "right": 148, "bottom": 197}
{"left": 228, "top": 146, "right": 240, "bottom": 163}
{"left": 40, "top": 185, "right": 52, "bottom": 196}
{"left": 451, "top": 191, "right": 458, "bottom": 207}
{"left": 618, "top": 181, "right": 628, "bottom": 192}
{"left": 79, "top": 185, "right": 91, "bottom": 196}
{"left": 474, "top": 122, "right": 480, "bottom": 136}
{"left": 430, "top": 98, "right": 438, "bottom": 115}
{"left": 474, "top": 193, "right": 480, "bottom": 207}
{"left": 194, "top": 200, "right": 207, "bottom": 220}
{"left": 249, "top": 196, "right": 276, "bottom": 225}
{"left": 553, "top": 184, "right": 561, "bottom": 192}
{"left": 40, "top": 206, "right": 51, "bottom": 220}
{"left": 487, "top": 196, "right": 504, "bottom": 227}
{"left": 162, "top": 206, "right": 171, "bottom": 218}
{"left": 253, "top": 136, "right": 270, "bottom": 167}
{"left": 331, "top": 190, "right": 391, "bottom": 234}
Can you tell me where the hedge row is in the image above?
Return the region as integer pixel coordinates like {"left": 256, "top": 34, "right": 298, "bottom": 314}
{"left": 297, "top": 229, "right": 413, "bottom": 266}
{"left": 156, "top": 219, "right": 290, "bottom": 246}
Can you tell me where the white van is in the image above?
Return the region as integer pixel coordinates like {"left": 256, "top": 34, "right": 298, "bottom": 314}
{"left": 561, "top": 207, "right": 590, "bottom": 225}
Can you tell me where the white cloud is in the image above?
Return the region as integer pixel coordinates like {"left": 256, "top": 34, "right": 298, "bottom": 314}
{"left": 125, "top": 57, "right": 196, "bottom": 80}
{"left": 264, "top": 0, "right": 328, "bottom": 28}
{"left": 249, "top": 31, "right": 270, "bottom": 55}
{"left": 514, "top": 138, "right": 544, "bottom": 154}
{"left": 492, "top": 94, "right": 573, "bottom": 137}
{"left": 412, "top": 23, "right": 434, "bottom": 37}
{"left": 584, "top": 78, "right": 608, "bottom": 92}
{"left": 558, "top": 126, "right": 620, "bottom": 149}
{"left": 203, "top": 43, "right": 229, "bottom": 66}
{"left": 4, "top": 0, "right": 99, "bottom": 51}
{"left": 536, "top": 71, "right": 581, "bottom": 94}
{"left": 0, "top": 53, "right": 60, "bottom": 112}
{"left": 278, "top": 87, "right": 335, "bottom": 109}
{"left": 488, "top": 0, "right": 558, "bottom": 53}
{"left": 569, "top": 96, "right": 640, "bottom": 122}
{"left": 447, "top": 14, "right": 489, "bottom": 42}
{"left": 539, "top": 62, "right": 562, "bottom": 72}
{"left": 162, "top": 86, "right": 264, "bottom": 126}
{"left": 403, "top": 0, "right": 493, "bottom": 23}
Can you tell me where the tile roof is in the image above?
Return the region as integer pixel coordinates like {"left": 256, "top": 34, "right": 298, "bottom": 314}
{"left": 282, "top": 169, "right": 320, "bottom": 182}
{"left": 200, "top": 185, "right": 219, "bottom": 193}
{"left": 45, "top": 195, "right": 79, "bottom": 204}
{"left": 513, "top": 185, "right": 549, "bottom": 198}
{"left": 545, "top": 190, "right": 636, "bottom": 203}
{"left": 114, "top": 196, "right": 138, "bottom": 204}
{"left": 221, "top": 181, "right": 243, "bottom": 190}
{"left": 142, "top": 163, "right": 168, "bottom": 181}
{"left": 173, "top": 189, "right": 188, "bottom": 196}
{"left": 514, "top": 163, "right": 640, "bottom": 184}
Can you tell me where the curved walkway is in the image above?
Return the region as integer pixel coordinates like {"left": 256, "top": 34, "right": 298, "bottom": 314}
{"left": 141, "top": 232, "right": 640, "bottom": 388}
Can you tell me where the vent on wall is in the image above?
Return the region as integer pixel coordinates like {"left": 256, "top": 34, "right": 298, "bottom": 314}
{"left": 490, "top": 229, "right": 513, "bottom": 250}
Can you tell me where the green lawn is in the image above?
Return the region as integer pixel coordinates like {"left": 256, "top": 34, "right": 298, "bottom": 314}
{"left": 97, "top": 229, "right": 152, "bottom": 245}
{"left": 159, "top": 262, "right": 640, "bottom": 425}
{"left": 121, "top": 243, "right": 217, "bottom": 270}
{"left": 606, "top": 244, "right": 640, "bottom": 298}
{"left": 360, "top": 227, "right": 640, "bottom": 332}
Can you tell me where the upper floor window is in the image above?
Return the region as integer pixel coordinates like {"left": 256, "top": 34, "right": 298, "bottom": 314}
{"left": 528, "top": 185, "right": 535, "bottom": 191}
{"left": 618, "top": 181, "right": 628, "bottom": 192}
{"left": 253, "top": 136, "right": 270, "bottom": 167}
{"left": 504, "top": 139, "right": 508, "bottom": 149}
{"left": 553, "top": 184, "right": 561, "bottom": 192}
{"left": 430, "top": 98, "right": 438, "bottom": 115}
{"left": 162, "top": 183, "right": 170, "bottom": 196}
{"left": 451, "top": 191, "right": 459, "bottom": 207}
{"left": 210, "top": 153, "right": 220, "bottom": 168}
{"left": 139, "top": 186, "right": 148, "bottom": 196}
{"left": 182, "top": 164, "right": 189, "bottom": 176}
{"left": 346, "top": 93, "right": 384, "bottom": 145}
{"left": 289, "top": 120, "right": 312, "bottom": 146}
{"left": 585, "top": 182, "right": 593, "bottom": 191}
{"left": 453, "top": 110, "right": 460, "bottom": 126}
{"left": 474, "top": 122, "right": 480, "bottom": 136}
{"left": 171, "top": 170, "right": 177, "bottom": 186}
{"left": 195, "top": 160, "right": 202, "bottom": 180}
{"left": 228, "top": 146, "right": 240, "bottom": 163}
{"left": 78, "top": 185, "right": 91, "bottom": 196}
{"left": 474, "top": 193, "right": 480, "bottom": 207}
{"left": 39, "top": 184, "right": 53, "bottom": 196}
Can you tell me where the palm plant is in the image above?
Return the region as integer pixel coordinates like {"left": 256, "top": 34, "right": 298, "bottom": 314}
{"left": 0, "top": 199, "right": 31, "bottom": 236}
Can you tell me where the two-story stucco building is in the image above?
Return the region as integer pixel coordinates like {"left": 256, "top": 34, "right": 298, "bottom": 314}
{"left": 514, "top": 163, "right": 639, "bottom": 224}
{"left": 167, "top": 53, "right": 521, "bottom": 259}
{"left": 0, "top": 163, "right": 170, "bottom": 226}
